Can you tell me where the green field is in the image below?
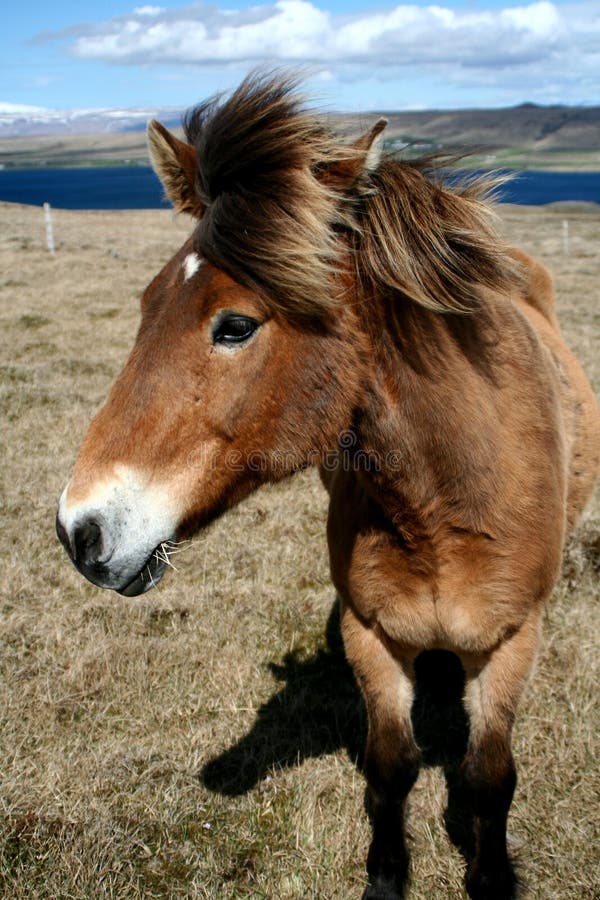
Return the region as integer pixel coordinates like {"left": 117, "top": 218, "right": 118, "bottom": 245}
{"left": 461, "top": 147, "right": 600, "bottom": 172}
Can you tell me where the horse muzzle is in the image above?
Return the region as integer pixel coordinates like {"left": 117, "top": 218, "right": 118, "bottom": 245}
{"left": 56, "top": 466, "right": 179, "bottom": 596}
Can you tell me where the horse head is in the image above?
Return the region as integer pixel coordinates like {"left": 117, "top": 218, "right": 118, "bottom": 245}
{"left": 56, "top": 77, "right": 383, "bottom": 596}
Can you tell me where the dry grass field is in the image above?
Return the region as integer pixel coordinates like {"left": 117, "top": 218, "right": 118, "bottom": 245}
{"left": 0, "top": 199, "right": 598, "bottom": 899}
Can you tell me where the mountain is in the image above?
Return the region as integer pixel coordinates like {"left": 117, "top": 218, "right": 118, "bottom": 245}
{"left": 0, "top": 104, "right": 183, "bottom": 137}
{"left": 0, "top": 102, "right": 598, "bottom": 170}
{"left": 1, "top": 102, "right": 599, "bottom": 147}
{"left": 368, "top": 103, "right": 600, "bottom": 151}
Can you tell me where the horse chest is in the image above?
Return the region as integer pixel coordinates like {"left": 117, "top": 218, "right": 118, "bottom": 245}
{"left": 331, "top": 518, "right": 536, "bottom": 654}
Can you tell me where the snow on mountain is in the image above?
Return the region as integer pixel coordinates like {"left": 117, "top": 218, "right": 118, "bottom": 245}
{"left": 0, "top": 104, "right": 184, "bottom": 136}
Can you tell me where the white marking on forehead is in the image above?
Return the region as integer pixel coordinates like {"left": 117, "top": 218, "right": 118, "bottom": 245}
{"left": 183, "top": 252, "right": 202, "bottom": 282}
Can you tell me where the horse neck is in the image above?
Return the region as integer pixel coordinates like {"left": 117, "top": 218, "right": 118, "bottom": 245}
{"left": 351, "top": 290, "right": 501, "bottom": 540}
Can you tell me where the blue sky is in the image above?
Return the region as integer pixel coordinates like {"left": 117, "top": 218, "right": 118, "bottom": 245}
{"left": 3, "top": 0, "right": 600, "bottom": 112}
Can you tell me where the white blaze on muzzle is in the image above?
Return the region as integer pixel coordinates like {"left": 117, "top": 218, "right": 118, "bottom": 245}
{"left": 57, "top": 465, "right": 180, "bottom": 596}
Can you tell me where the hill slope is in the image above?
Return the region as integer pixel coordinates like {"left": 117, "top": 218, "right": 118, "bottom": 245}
{"left": 368, "top": 104, "right": 600, "bottom": 149}
{"left": 0, "top": 104, "right": 598, "bottom": 169}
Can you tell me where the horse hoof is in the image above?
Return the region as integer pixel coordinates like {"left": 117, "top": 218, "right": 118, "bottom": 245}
{"left": 465, "top": 862, "right": 518, "bottom": 900}
{"left": 362, "top": 875, "right": 407, "bottom": 900}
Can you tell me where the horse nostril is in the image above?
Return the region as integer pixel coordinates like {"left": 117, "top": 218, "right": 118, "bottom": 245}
{"left": 72, "top": 519, "right": 103, "bottom": 565}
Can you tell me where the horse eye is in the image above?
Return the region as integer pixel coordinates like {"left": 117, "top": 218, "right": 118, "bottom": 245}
{"left": 212, "top": 315, "right": 259, "bottom": 347}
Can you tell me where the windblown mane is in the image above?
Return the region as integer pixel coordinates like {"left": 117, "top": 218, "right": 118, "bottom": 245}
{"left": 183, "top": 74, "right": 519, "bottom": 321}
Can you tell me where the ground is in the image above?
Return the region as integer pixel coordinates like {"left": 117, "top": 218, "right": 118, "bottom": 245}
{"left": 0, "top": 200, "right": 598, "bottom": 898}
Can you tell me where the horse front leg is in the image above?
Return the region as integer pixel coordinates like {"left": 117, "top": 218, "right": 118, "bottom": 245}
{"left": 341, "top": 601, "right": 420, "bottom": 900}
{"left": 455, "top": 608, "right": 542, "bottom": 900}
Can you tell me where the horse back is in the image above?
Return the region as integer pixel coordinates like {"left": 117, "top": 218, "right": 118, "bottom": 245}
{"left": 510, "top": 247, "right": 560, "bottom": 329}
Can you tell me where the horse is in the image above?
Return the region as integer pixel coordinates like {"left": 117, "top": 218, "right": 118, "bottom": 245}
{"left": 56, "top": 74, "right": 600, "bottom": 899}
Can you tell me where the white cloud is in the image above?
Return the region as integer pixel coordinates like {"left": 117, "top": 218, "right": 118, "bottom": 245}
{"left": 38, "top": 1, "right": 600, "bottom": 102}
{"left": 0, "top": 101, "right": 53, "bottom": 114}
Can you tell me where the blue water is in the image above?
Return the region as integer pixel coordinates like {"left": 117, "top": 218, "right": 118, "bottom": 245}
{"left": 494, "top": 170, "right": 600, "bottom": 205}
{"left": 0, "top": 166, "right": 169, "bottom": 210}
{"left": 0, "top": 165, "right": 599, "bottom": 209}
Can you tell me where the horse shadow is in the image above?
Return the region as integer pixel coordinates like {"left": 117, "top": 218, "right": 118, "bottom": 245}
{"left": 201, "top": 599, "right": 366, "bottom": 794}
{"left": 201, "top": 599, "right": 470, "bottom": 800}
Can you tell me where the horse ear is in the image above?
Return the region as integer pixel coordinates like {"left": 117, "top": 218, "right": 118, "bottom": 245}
{"left": 147, "top": 120, "right": 204, "bottom": 218}
{"left": 352, "top": 117, "right": 388, "bottom": 172}
{"left": 320, "top": 118, "right": 388, "bottom": 191}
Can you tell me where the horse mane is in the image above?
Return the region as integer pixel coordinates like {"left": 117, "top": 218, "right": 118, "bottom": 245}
{"left": 183, "top": 73, "right": 520, "bottom": 321}
{"left": 352, "top": 158, "right": 518, "bottom": 314}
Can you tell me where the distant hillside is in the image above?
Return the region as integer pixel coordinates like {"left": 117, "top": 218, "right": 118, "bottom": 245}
{"left": 0, "top": 103, "right": 598, "bottom": 170}
{"left": 365, "top": 104, "right": 600, "bottom": 150}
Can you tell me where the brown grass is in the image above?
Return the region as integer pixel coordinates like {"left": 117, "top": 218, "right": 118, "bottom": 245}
{"left": 0, "top": 200, "right": 598, "bottom": 899}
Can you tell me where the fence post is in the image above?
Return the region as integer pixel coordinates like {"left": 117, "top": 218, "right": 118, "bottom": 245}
{"left": 562, "top": 220, "right": 569, "bottom": 256}
{"left": 43, "top": 202, "right": 55, "bottom": 256}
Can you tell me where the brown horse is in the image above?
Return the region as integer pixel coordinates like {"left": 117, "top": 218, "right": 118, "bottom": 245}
{"left": 56, "top": 75, "right": 599, "bottom": 899}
